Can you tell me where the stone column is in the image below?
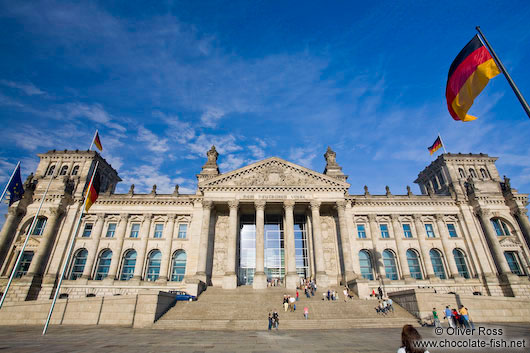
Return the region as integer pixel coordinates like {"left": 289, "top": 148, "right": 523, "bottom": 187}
{"left": 108, "top": 214, "right": 128, "bottom": 279}
{"left": 390, "top": 215, "right": 411, "bottom": 280}
{"left": 27, "top": 208, "right": 62, "bottom": 277}
{"left": 284, "top": 200, "right": 298, "bottom": 289}
{"left": 513, "top": 208, "right": 530, "bottom": 250}
{"left": 195, "top": 201, "right": 213, "bottom": 282}
{"left": 82, "top": 213, "right": 105, "bottom": 279}
{"left": 253, "top": 201, "right": 267, "bottom": 289}
{"left": 223, "top": 200, "right": 239, "bottom": 289}
{"left": 310, "top": 200, "right": 328, "bottom": 286}
{"left": 158, "top": 214, "right": 176, "bottom": 283}
{"left": 477, "top": 209, "right": 512, "bottom": 275}
{"left": 435, "top": 215, "right": 460, "bottom": 278}
{"left": 0, "top": 208, "right": 22, "bottom": 269}
{"left": 367, "top": 215, "right": 384, "bottom": 278}
{"left": 336, "top": 201, "right": 355, "bottom": 283}
{"left": 133, "top": 213, "right": 152, "bottom": 280}
{"left": 412, "top": 215, "right": 435, "bottom": 279}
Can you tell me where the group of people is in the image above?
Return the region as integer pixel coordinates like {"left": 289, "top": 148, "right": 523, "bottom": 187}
{"left": 299, "top": 278, "right": 317, "bottom": 298}
{"left": 282, "top": 294, "right": 297, "bottom": 312}
{"left": 433, "top": 305, "right": 473, "bottom": 329}
{"left": 267, "top": 311, "right": 279, "bottom": 330}
{"left": 375, "top": 298, "right": 394, "bottom": 315}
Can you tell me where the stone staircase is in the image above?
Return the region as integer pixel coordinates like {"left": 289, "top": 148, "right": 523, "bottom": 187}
{"left": 153, "top": 286, "right": 417, "bottom": 330}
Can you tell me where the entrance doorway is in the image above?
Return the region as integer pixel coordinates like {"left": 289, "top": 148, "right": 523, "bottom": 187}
{"left": 265, "top": 214, "right": 285, "bottom": 284}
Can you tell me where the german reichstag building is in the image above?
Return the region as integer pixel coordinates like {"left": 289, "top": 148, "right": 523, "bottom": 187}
{"left": 1, "top": 146, "right": 529, "bottom": 302}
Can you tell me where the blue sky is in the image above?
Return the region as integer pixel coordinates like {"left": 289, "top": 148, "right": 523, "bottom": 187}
{"left": 1, "top": 1, "right": 529, "bottom": 221}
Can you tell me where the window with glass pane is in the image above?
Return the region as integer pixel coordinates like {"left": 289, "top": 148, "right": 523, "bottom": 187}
{"left": 453, "top": 249, "right": 470, "bottom": 278}
{"left": 504, "top": 252, "right": 523, "bottom": 276}
{"left": 146, "top": 250, "right": 162, "bottom": 281}
{"left": 359, "top": 250, "right": 373, "bottom": 280}
{"left": 59, "top": 165, "right": 68, "bottom": 175}
{"left": 357, "top": 224, "right": 366, "bottom": 238}
{"left": 120, "top": 250, "right": 136, "bottom": 280}
{"left": 178, "top": 224, "right": 188, "bottom": 239}
{"left": 14, "top": 251, "right": 34, "bottom": 278}
{"left": 72, "top": 165, "right": 79, "bottom": 175}
{"left": 82, "top": 223, "right": 93, "bottom": 237}
{"left": 69, "top": 249, "right": 88, "bottom": 280}
{"left": 383, "top": 250, "right": 398, "bottom": 280}
{"left": 264, "top": 214, "right": 284, "bottom": 282}
{"left": 294, "top": 215, "right": 309, "bottom": 278}
{"left": 402, "top": 224, "right": 412, "bottom": 238}
{"left": 106, "top": 223, "right": 116, "bottom": 238}
{"left": 130, "top": 223, "right": 140, "bottom": 238}
{"left": 380, "top": 224, "right": 389, "bottom": 238}
{"left": 154, "top": 224, "right": 163, "bottom": 238}
{"left": 239, "top": 214, "right": 256, "bottom": 285}
{"left": 447, "top": 224, "right": 458, "bottom": 237}
{"left": 491, "top": 219, "right": 510, "bottom": 236}
{"left": 406, "top": 249, "right": 423, "bottom": 279}
{"left": 31, "top": 217, "right": 47, "bottom": 235}
{"left": 171, "top": 250, "right": 186, "bottom": 282}
{"left": 94, "top": 250, "right": 112, "bottom": 280}
{"left": 429, "top": 249, "right": 446, "bottom": 279}
{"left": 425, "top": 224, "right": 435, "bottom": 238}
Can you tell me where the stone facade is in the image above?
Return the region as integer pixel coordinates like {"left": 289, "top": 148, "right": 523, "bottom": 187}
{"left": 1, "top": 147, "right": 530, "bottom": 304}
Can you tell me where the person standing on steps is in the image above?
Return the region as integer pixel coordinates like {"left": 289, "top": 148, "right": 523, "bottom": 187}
{"left": 268, "top": 312, "right": 272, "bottom": 331}
{"left": 304, "top": 306, "right": 309, "bottom": 320}
{"left": 296, "top": 290, "right": 299, "bottom": 301}
{"left": 378, "top": 286, "right": 383, "bottom": 300}
{"left": 343, "top": 288, "right": 348, "bottom": 302}
{"left": 273, "top": 311, "right": 279, "bottom": 330}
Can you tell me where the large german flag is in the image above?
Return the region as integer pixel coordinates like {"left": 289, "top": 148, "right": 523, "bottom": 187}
{"left": 85, "top": 171, "right": 101, "bottom": 212}
{"left": 446, "top": 35, "right": 500, "bottom": 122}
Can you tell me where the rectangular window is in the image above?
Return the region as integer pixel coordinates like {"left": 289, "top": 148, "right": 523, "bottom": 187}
{"left": 447, "top": 224, "right": 458, "bottom": 238}
{"left": 178, "top": 224, "right": 188, "bottom": 239}
{"left": 106, "top": 223, "right": 116, "bottom": 238}
{"left": 357, "top": 225, "right": 366, "bottom": 239}
{"left": 402, "top": 224, "right": 412, "bottom": 238}
{"left": 82, "top": 223, "right": 93, "bottom": 237}
{"left": 31, "top": 218, "right": 47, "bottom": 235}
{"left": 130, "top": 223, "right": 140, "bottom": 238}
{"left": 154, "top": 224, "right": 164, "bottom": 238}
{"left": 504, "top": 251, "right": 524, "bottom": 276}
{"left": 425, "top": 224, "right": 435, "bottom": 238}
{"left": 380, "top": 224, "right": 389, "bottom": 238}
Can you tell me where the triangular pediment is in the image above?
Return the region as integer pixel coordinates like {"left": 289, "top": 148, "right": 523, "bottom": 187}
{"left": 14, "top": 235, "right": 41, "bottom": 249}
{"left": 499, "top": 237, "right": 520, "bottom": 248}
{"left": 199, "top": 157, "right": 350, "bottom": 190}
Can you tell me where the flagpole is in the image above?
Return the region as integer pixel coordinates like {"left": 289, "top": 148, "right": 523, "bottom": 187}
{"left": 88, "top": 130, "right": 98, "bottom": 151}
{"left": 438, "top": 133, "right": 448, "bottom": 154}
{"left": 0, "top": 161, "right": 21, "bottom": 203}
{"left": 476, "top": 26, "right": 530, "bottom": 119}
{"left": 0, "top": 172, "right": 53, "bottom": 309}
{"left": 42, "top": 160, "right": 99, "bottom": 335}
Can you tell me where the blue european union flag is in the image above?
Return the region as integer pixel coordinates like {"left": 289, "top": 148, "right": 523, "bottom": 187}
{"left": 7, "top": 164, "right": 24, "bottom": 206}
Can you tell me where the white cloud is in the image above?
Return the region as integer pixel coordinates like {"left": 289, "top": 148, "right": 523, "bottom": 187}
{"left": 248, "top": 145, "right": 265, "bottom": 159}
{"left": 137, "top": 126, "right": 169, "bottom": 153}
{"left": 288, "top": 147, "right": 317, "bottom": 169}
{"left": 65, "top": 103, "right": 126, "bottom": 132}
{"left": 119, "top": 164, "right": 196, "bottom": 194}
{"left": 219, "top": 154, "right": 246, "bottom": 172}
{"left": 188, "top": 134, "right": 242, "bottom": 157}
{"left": 200, "top": 107, "right": 225, "bottom": 128}
{"left": 0, "top": 79, "right": 46, "bottom": 96}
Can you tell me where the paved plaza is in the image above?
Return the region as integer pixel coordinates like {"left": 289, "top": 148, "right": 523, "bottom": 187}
{"left": 0, "top": 323, "right": 528, "bottom": 352}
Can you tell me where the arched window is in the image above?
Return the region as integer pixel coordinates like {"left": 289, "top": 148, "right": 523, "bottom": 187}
{"left": 146, "top": 250, "right": 162, "bottom": 281}
{"left": 458, "top": 168, "right": 465, "bottom": 178}
{"left": 383, "top": 250, "right": 398, "bottom": 280}
{"left": 171, "top": 250, "right": 187, "bottom": 282}
{"left": 14, "top": 251, "right": 34, "bottom": 278}
{"left": 46, "top": 165, "right": 56, "bottom": 176}
{"left": 490, "top": 218, "right": 511, "bottom": 236}
{"left": 120, "top": 249, "right": 137, "bottom": 281}
{"left": 94, "top": 249, "right": 112, "bottom": 280}
{"left": 504, "top": 251, "right": 524, "bottom": 276}
{"left": 31, "top": 217, "right": 47, "bottom": 236}
{"left": 406, "top": 249, "right": 423, "bottom": 280}
{"left": 359, "top": 250, "right": 374, "bottom": 280}
{"left": 429, "top": 249, "right": 446, "bottom": 279}
{"left": 480, "top": 168, "right": 488, "bottom": 179}
{"left": 59, "top": 165, "right": 68, "bottom": 175}
{"left": 71, "top": 165, "right": 80, "bottom": 176}
{"left": 453, "top": 249, "right": 470, "bottom": 279}
{"left": 69, "top": 248, "right": 88, "bottom": 280}
{"left": 469, "top": 168, "right": 477, "bottom": 178}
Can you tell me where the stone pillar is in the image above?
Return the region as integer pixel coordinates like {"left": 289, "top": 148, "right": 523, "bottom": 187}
{"left": 133, "top": 213, "right": 152, "bottom": 280}
{"left": 284, "top": 200, "right": 298, "bottom": 289}
{"left": 513, "top": 208, "right": 530, "bottom": 250}
{"left": 412, "top": 215, "right": 436, "bottom": 279}
{"left": 195, "top": 201, "right": 213, "bottom": 282}
{"left": 310, "top": 200, "right": 328, "bottom": 286}
{"left": 0, "top": 208, "right": 21, "bottom": 269}
{"left": 435, "top": 215, "right": 460, "bottom": 279}
{"left": 223, "top": 200, "right": 239, "bottom": 289}
{"left": 108, "top": 214, "right": 128, "bottom": 279}
{"left": 253, "top": 201, "right": 267, "bottom": 289}
{"left": 27, "top": 208, "right": 62, "bottom": 277}
{"left": 81, "top": 213, "right": 105, "bottom": 279}
{"left": 390, "top": 215, "right": 411, "bottom": 280}
{"left": 367, "top": 215, "right": 384, "bottom": 278}
{"left": 336, "top": 201, "right": 355, "bottom": 283}
{"left": 158, "top": 214, "right": 176, "bottom": 283}
{"left": 477, "top": 209, "right": 512, "bottom": 275}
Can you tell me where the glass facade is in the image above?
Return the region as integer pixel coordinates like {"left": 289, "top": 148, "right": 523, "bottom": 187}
{"left": 239, "top": 214, "right": 256, "bottom": 285}
{"left": 430, "top": 249, "right": 446, "bottom": 279}
{"left": 407, "top": 249, "right": 423, "bottom": 279}
{"left": 95, "top": 250, "right": 112, "bottom": 280}
{"left": 264, "top": 214, "right": 284, "bottom": 283}
{"left": 294, "top": 214, "right": 309, "bottom": 278}
{"left": 171, "top": 250, "right": 186, "bottom": 281}
{"left": 146, "top": 250, "right": 162, "bottom": 281}
{"left": 70, "top": 249, "right": 88, "bottom": 280}
{"left": 120, "top": 250, "right": 136, "bottom": 280}
{"left": 383, "top": 250, "right": 398, "bottom": 280}
{"left": 453, "top": 249, "right": 470, "bottom": 278}
{"left": 359, "top": 250, "right": 373, "bottom": 280}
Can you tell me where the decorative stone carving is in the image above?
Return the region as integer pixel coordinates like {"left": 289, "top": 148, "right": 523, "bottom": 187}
{"left": 228, "top": 200, "right": 239, "bottom": 210}
{"left": 310, "top": 200, "right": 321, "bottom": 210}
{"left": 364, "top": 185, "right": 370, "bottom": 196}
{"left": 235, "top": 165, "right": 310, "bottom": 186}
{"left": 498, "top": 237, "right": 520, "bottom": 248}
{"left": 202, "top": 200, "right": 213, "bottom": 209}
{"left": 385, "top": 186, "right": 391, "bottom": 196}
{"left": 199, "top": 146, "right": 220, "bottom": 176}
{"left": 128, "top": 184, "right": 135, "bottom": 195}
{"left": 173, "top": 184, "right": 179, "bottom": 195}
{"left": 283, "top": 200, "right": 295, "bottom": 209}
{"left": 406, "top": 185, "right": 412, "bottom": 196}
{"left": 254, "top": 200, "right": 266, "bottom": 210}
{"left": 323, "top": 146, "right": 347, "bottom": 181}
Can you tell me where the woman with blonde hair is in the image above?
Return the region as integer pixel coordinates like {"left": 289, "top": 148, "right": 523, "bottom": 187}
{"left": 397, "top": 324, "right": 429, "bottom": 353}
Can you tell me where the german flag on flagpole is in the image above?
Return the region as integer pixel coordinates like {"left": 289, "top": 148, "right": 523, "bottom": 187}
{"left": 93, "top": 131, "right": 103, "bottom": 151}
{"left": 428, "top": 136, "right": 443, "bottom": 155}
{"left": 85, "top": 170, "right": 101, "bottom": 212}
{"left": 446, "top": 35, "right": 501, "bottom": 122}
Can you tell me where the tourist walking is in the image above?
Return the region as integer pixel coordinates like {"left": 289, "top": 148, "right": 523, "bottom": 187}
{"left": 289, "top": 295, "right": 296, "bottom": 312}
{"left": 273, "top": 311, "right": 279, "bottom": 330}
{"left": 459, "top": 305, "right": 470, "bottom": 328}
{"left": 268, "top": 312, "right": 272, "bottom": 331}
{"left": 296, "top": 290, "right": 299, "bottom": 301}
{"left": 283, "top": 296, "right": 289, "bottom": 312}
{"left": 397, "top": 324, "right": 430, "bottom": 353}
{"left": 343, "top": 288, "right": 348, "bottom": 302}
{"left": 388, "top": 298, "right": 394, "bottom": 313}
{"left": 378, "top": 286, "right": 383, "bottom": 300}
{"left": 304, "top": 306, "right": 309, "bottom": 320}
{"left": 444, "top": 306, "right": 454, "bottom": 328}
{"left": 432, "top": 308, "right": 441, "bottom": 328}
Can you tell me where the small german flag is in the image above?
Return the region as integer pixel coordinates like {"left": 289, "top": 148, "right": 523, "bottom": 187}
{"left": 428, "top": 136, "right": 443, "bottom": 155}
{"left": 85, "top": 171, "right": 101, "bottom": 212}
{"left": 93, "top": 131, "right": 103, "bottom": 151}
{"left": 446, "top": 35, "right": 501, "bottom": 122}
